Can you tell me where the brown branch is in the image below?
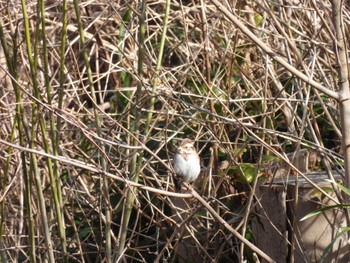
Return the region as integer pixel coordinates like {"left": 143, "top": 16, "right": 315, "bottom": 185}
{"left": 210, "top": 0, "right": 340, "bottom": 100}
{"left": 191, "top": 187, "right": 276, "bottom": 263}
{"left": 333, "top": 0, "right": 350, "bottom": 188}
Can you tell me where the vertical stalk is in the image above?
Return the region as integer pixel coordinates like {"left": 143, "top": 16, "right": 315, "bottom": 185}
{"left": 117, "top": 0, "right": 170, "bottom": 259}
{"left": 117, "top": 0, "right": 147, "bottom": 259}
{"left": 199, "top": 0, "right": 221, "bottom": 256}
{"left": 332, "top": 2, "right": 350, "bottom": 253}
{"left": 0, "top": 20, "right": 30, "bottom": 260}
{"left": 147, "top": 0, "right": 170, "bottom": 131}
{"left": 38, "top": 0, "right": 67, "bottom": 260}
{"left": 57, "top": 0, "right": 68, "bottom": 116}
{"left": 20, "top": 0, "right": 55, "bottom": 261}
{"left": 333, "top": 1, "right": 350, "bottom": 191}
{"left": 72, "top": 0, "right": 111, "bottom": 260}
{"left": 0, "top": 19, "right": 36, "bottom": 262}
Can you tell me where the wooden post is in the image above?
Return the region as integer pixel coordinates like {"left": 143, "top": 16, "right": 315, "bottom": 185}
{"left": 253, "top": 172, "right": 349, "bottom": 262}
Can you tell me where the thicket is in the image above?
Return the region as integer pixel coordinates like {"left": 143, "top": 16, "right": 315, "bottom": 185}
{"left": 0, "top": 0, "right": 348, "bottom": 262}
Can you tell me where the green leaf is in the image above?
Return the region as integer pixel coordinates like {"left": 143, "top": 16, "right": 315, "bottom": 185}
{"left": 79, "top": 226, "right": 95, "bottom": 239}
{"left": 320, "top": 227, "right": 350, "bottom": 263}
{"left": 300, "top": 204, "right": 350, "bottom": 221}
{"left": 325, "top": 179, "right": 350, "bottom": 196}
{"left": 254, "top": 14, "right": 264, "bottom": 26}
{"left": 234, "top": 163, "right": 263, "bottom": 183}
{"left": 262, "top": 154, "right": 280, "bottom": 163}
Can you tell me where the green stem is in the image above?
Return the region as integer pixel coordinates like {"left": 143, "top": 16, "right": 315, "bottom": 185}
{"left": 0, "top": 15, "right": 35, "bottom": 263}
{"left": 72, "top": 0, "right": 111, "bottom": 261}
{"left": 117, "top": 0, "right": 147, "bottom": 259}
{"left": 117, "top": 0, "right": 170, "bottom": 258}
{"left": 38, "top": 0, "right": 68, "bottom": 260}
{"left": 21, "top": 0, "right": 55, "bottom": 261}
{"left": 145, "top": 0, "right": 170, "bottom": 133}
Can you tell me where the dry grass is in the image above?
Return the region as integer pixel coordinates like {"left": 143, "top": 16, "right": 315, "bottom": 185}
{"left": 0, "top": 0, "right": 347, "bottom": 262}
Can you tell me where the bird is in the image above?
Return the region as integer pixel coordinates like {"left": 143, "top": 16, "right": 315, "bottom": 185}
{"left": 173, "top": 139, "right": 201, "bottom": 191}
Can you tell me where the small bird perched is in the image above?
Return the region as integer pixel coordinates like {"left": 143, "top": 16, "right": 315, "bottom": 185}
{"left": 173, "top": 139, "right": 201, "bottom": 190}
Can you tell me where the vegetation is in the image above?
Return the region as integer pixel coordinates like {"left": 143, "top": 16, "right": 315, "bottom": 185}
{"left": 0, "top": 0, "right": 348, "bottom": 262}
